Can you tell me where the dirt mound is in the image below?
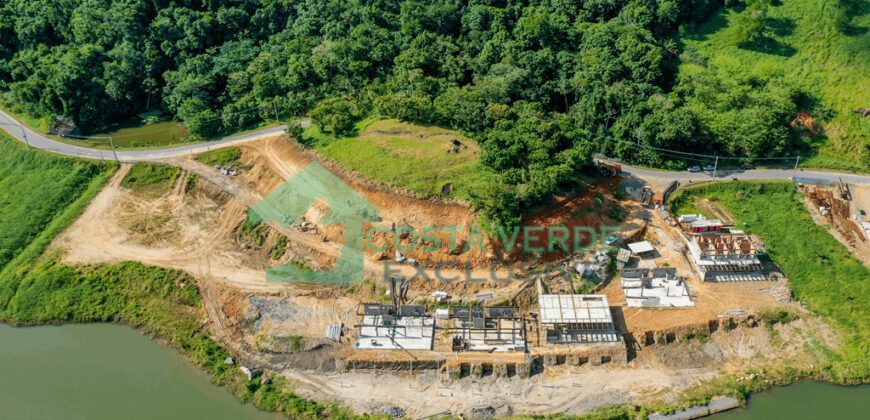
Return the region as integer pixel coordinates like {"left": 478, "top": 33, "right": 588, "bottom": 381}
{"left": 790, "top": 110, "right": 815, "bottom": 133}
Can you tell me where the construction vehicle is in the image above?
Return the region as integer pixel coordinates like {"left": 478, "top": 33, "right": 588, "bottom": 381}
{"left": 640, "top": 186, "right": 653, "bottom": 206}
{"left": 596, "top": 160, "right": 622, "bottom": 177}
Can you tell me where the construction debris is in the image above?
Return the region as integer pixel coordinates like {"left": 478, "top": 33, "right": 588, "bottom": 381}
{"left": 656, "top": 204, "right": 675, "bottom": 225}
{"left": 769, "top": 284, "right": 793, "bottom": 303}
{"left": 379, "top": 406, "right": 406, "bottom": 419}
{"left": 240, "top": 366, "right": 261, "bottom": 380}
{"left": 803, "top": 184, "right": 864, "bottom": 242}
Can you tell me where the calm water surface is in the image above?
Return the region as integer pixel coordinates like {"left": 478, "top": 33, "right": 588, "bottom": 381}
{"left": 3, "top": 323, "right": 868, "bottom": 420}
{"left": 712, "top": 381, "right": 870, "bottom": 419}
{"left": 0, "top": 323, "right": 280, "bottom": 420}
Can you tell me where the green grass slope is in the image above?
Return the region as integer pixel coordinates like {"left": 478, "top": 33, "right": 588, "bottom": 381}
{"left": 0, "top": 133, "right": 116, "bottom": 271}
{"left": 302, "top": 118, "right": 489, "bottom": 200}
{"left": 670, "top": 181, "right": 870, "bottom": 383}
{"left": 678, "top": 0, "right": 870, "bottom": 167}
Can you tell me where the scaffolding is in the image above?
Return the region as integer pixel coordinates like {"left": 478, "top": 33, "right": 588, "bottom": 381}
{"left": 684, "top": 233, "right": 766, "bottom": 282}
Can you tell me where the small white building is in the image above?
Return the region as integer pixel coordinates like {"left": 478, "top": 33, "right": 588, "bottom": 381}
{"left": 627, "top": 241, "right": 655, "bottom": 258}
{"left": 616, "top": 248, "right": 632, "bottom": 269}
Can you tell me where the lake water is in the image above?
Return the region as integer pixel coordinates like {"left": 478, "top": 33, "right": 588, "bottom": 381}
{"left": 0, "top": 323, "right": 280, "bottom": 420}
{"left": 712, "top": 381, "right": 870, "bottom": 419}
{"left": 2, "top": 323, "right": 867, "bottom": 420}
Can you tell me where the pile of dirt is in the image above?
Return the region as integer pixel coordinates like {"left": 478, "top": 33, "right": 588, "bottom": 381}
{"left": 790, "top": 110, "right": 815, "bottom": 134}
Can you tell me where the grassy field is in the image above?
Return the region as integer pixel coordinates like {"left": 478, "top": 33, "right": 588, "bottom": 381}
{"left": 196, "top": 147, "right": 243, "bottom": 167}
{"left": 302, "top": 118, "right": 489, "bottom": 200}
{"left": 0, "top": 134, "right": 116, "bottom": 271}
{"left": 678, "top": 0, "right": 870, "bottom": 167}
{"left": 121, "top": 163, "right": 181, "bottom": 194}
{"left": 670, "top": 181, "right": 870, "bottom": 383}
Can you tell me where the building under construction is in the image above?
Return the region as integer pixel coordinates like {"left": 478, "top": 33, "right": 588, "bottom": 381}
{"left": 447, "top": 306, "right": 526, "bottom": 352}
{"left": 537, "top": 294, "right": 620, "bottom": 344}
{"left": 355, "top": 303, "right": 435, "bottom": 350}
{"left": 621, "top": 268, "right": 694, "bottom": 308}
{"left": 684, "top": 232, "right": 765, "bottom": 282}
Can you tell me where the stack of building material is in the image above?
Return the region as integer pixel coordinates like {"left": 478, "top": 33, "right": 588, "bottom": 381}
{"left": 325, "top": 323, "right": 342, "bottom": 342}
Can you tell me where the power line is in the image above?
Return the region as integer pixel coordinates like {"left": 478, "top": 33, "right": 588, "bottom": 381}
{"left": 576, "top": 124, "right": 868, "bottom": 168}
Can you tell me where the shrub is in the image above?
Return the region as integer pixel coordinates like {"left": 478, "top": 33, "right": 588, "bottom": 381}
{"left": 196, "top": 147, "right": 242, "bottom": 168}
{"left": 121, "top": 163, "right": 180, "bottom": 192}
{"left": 758, "top": 309, "right": 798, "bottom": 325}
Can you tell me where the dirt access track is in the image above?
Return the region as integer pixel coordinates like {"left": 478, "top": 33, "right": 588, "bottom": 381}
{"left": 49, "top": 132, "right": 823, "bottom": 417}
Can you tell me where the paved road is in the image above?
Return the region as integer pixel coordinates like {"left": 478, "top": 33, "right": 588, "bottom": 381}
{"left": 0, "top": 108, "right": 293, "bottom": 162}
{"left": 2, "top": 108, "right": 869, "bottom": 184}
{"left": 622, "top": 165, "right": 870, "bottom": 185}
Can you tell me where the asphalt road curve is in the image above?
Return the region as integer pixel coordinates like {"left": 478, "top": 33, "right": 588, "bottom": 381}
{"left": 2, "top": 108, "right": 869, "bottom": 185}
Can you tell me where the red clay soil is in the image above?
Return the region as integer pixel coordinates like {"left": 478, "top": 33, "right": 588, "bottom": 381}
{"left": 507, "top": 177, "right": 623, "bottom": 262}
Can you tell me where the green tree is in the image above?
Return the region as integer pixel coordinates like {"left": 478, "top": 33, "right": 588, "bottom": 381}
{"left": 186, "top": 109, "right": 221, "bottom": 139}
{"left": 309, "top": 98, "right": 359, "bottom": 137}
{"left": 728, "top": 0, "right": 770, "bottom": 47}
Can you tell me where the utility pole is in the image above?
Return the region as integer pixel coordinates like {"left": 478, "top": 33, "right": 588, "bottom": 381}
{"left": 791, "top": 155, "right": 801, "bottom": 180}
{"left": 108, "top": 136, "right": 119, "bottom": 163}
{"left": 712, "top": 155, "right": 718, "bottom": 179}
{"left": 273, "top": 98, "right": 280, "bottom": 124}
{"left": 20, "top": 124, "right": 30, "bottom": 149}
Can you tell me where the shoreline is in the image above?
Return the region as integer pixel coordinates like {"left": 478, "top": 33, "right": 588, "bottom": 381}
{"left": 2, "top": 316, "right": 862, "bottom": 420}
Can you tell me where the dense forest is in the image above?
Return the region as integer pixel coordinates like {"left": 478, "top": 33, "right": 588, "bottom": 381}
{"left": 0, "top": 0, "right": 862, "bottom": 226}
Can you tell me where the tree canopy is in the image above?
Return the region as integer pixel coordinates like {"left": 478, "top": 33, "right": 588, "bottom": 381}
{"left": 0, "top": 0, "right": 820, "bottom": 227}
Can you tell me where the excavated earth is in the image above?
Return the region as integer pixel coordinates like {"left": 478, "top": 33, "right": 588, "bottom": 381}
{"left": 49, "top": 133, "right": 837, "bottom": 417}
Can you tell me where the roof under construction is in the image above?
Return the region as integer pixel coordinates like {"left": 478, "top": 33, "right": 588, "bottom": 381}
{"left": 538, "top": 294, "right": 612, "bottom": 325}
{"left": 689, "top": 233, "right": 759, "bottom": 259}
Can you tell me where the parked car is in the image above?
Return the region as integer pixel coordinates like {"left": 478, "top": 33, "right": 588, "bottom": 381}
{"left": 687, "top": 166, "right": 702, "bottom": 172}
{"left": 704, "top": 164, "right": 716, "bottom": 171}
{"left": 740, "top": 162, "right": 755, "bottom": 170}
